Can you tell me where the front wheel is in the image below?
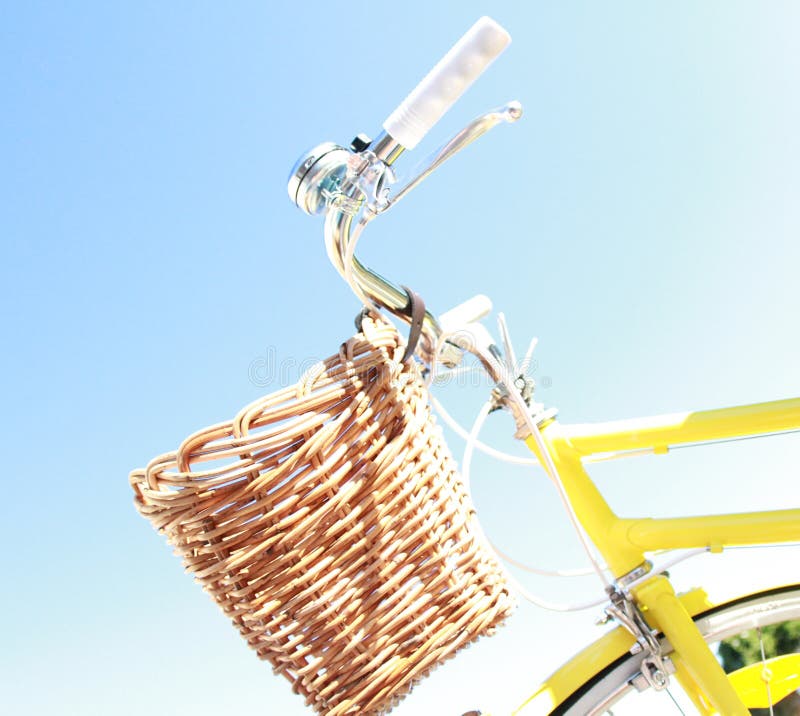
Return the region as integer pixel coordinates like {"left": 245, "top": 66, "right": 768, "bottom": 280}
{"left": 556, "top": 584, "right": 800, "bottom": 715}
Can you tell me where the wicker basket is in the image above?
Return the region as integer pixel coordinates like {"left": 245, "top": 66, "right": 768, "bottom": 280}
{"left": 130, "top": 315, "right": 514, "bottom": 715}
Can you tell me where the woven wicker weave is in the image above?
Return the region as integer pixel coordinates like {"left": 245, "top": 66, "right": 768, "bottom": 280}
{"left": 130, "top": 315, "right": 514, "bottom": 715}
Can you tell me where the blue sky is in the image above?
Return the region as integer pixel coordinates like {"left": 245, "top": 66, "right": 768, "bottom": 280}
{"left": 2, "top": 2, "right": 799, "bottom": 714}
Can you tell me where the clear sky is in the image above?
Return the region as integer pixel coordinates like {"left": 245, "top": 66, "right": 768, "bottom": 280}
{"left": 2, "top": 2, "right": 799, "bottom": 715}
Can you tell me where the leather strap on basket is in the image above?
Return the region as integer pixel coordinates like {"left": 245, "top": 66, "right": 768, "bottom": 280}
{"left": 354, "top": 286, "right": 426, "bottom": 364}
{"left": 399, "top": 285, "right": 425, "bottom": 363}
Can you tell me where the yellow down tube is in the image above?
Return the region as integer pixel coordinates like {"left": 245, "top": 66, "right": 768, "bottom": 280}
{"left": 618, "top": 509, "right": 800, "bottom": 552}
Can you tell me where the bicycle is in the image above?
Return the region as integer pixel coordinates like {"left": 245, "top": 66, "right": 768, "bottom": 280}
{"left": 133, "top": 16, "right": 800, "bottom": 716}
{"left": 285, "top": 16, "right": 800, "bottom": 714}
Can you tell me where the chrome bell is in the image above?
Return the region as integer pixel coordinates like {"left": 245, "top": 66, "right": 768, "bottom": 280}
{"left": 287, "top": 142, "right": 351, "bottom": 215}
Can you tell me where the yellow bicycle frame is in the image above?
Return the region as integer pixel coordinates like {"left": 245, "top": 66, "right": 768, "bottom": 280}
{"left": 516, "top": 397, "right": 800, "bottom": 715}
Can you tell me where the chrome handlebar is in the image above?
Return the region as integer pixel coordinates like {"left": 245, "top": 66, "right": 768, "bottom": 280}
{"left": 288, "top": 102, "right": 523, "bottom": 363}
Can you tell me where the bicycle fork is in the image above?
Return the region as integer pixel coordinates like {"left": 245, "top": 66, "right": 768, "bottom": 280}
{"left": 631, "top": 576, "right": 749, "bottom": 715}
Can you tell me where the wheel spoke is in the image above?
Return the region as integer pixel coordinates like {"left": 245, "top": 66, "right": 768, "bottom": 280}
{"left": 757, "top": 627, "right": 776, "bottom": 716}
{"left": 665, "top": 687, "right": 687, "bottom": 714}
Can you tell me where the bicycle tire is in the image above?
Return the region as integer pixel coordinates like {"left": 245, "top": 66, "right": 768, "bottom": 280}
{"left": 554, "top": 583, "right": 800, "bottom": 715}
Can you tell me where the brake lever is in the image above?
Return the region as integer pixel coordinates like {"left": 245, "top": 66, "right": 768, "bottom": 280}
{"left": 375, "top": 101, "right": 523, "bottom": 213}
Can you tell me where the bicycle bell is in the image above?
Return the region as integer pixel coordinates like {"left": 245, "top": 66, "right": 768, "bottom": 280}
{"left": 287, "top": 142, "right": 350, "bottom": 215}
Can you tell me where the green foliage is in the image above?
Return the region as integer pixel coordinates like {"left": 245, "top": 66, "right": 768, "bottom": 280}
{"left": 718, "top": 620, "right": 800, "bottom": 673}
{"left": 718, "top": 621, "right": 800, "bottom": 715}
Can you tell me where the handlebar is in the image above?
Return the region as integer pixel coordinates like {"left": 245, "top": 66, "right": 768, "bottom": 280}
{"left": 288, "top": 16, "right": 519, "bottom": 367}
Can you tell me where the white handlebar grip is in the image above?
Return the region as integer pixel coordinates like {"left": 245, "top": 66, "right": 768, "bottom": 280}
{"left": 382, "top": 16, "right": 511, "bottom": 150}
